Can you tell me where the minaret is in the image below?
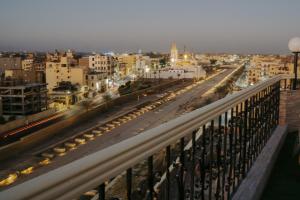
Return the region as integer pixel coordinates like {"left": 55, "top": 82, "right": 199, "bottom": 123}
{"left": 170, "top": 42, "right": 178, "bottom": 66}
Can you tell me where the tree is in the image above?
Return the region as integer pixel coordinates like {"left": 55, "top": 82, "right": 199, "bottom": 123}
{"left": 125, "top": 81, "right": 131, "bottom": 88}
{"left": 159, "top": 58, "right": 167, "bottom": 68}
{"left": 215, "top": 85, "right": 227, "bottom": 94}
{"left": 210, "top": 59, "right": 217, "bottom": 65}
{"left": 204, "top": 98, "right": 213, "bottom": 105}
{"left": 103, "top": 93, "right": 112, "bottom": 102}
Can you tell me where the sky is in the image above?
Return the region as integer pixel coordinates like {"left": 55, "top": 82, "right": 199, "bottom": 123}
{"left": 0, "top": 0, "right": 299, "bottom": 54}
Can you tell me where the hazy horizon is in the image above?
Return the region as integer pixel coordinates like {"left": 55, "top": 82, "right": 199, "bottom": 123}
{"left": 1, "top": 0, "right": 300, "bottom": 54}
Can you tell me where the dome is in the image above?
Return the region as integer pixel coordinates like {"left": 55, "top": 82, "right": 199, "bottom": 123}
{"left": 288, "top": 37, "right": 300, "bottom": 52}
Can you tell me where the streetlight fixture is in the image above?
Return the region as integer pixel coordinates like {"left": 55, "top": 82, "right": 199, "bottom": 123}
{"left": 288, "top": 37, "right": 300, "bottom": 90}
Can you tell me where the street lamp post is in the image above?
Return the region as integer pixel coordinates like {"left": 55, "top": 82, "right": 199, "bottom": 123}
{"left": 288, "top": 37, "right": 300, "bottom": 90}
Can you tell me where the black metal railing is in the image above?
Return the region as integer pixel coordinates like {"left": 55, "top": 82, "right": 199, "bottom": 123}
{"left": 89, "top": 81, "right": 281, "bottom": 200}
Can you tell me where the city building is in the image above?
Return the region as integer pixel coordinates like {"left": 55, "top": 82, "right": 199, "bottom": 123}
{"left": 0, "top": 56, "right": 22, "bottom": 75}
{"left": 247, "top": 55, "right": 297, "bottom": 84}
{"left": 86, "top": 72, "right": 108, "bottom": 93}
{"left": 78, "top": 56, "right": 90, "bottom": 71}
{"left": 46, "top": 51, "right": 87, "bottom": 92}
{"left": 21, "top": 58, "right": 34, "bottom": 71}
{"left": 146, "top": 65, "right": 206, "bottom": 80}
{"left": 134, "top": 55, "right": 151, "bottom": 77}
{"left": 0, "top": 80, "right": 47, "bottom": 116}
{"left": 116, "top": 54, "right": 137, "bottom": 77}
{"left": 4, "top": 69, "right": 39, "bottom": 83}
{"left": 80, "top": 54, "right": 115, "bottom": 75}
{"left": 49, "top": 81, "right": 85, "bottom": 109}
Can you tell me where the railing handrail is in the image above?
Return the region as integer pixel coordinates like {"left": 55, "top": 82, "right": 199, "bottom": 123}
{"left": 0, "top": 75, "right": 284, "bottom": 200}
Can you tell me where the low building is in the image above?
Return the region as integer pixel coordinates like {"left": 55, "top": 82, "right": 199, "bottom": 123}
{"left": 86, "top": 72, "right": 108, "bottom": 92}
{"left": 49, "top": 81, "right": 85, "bottom": 109}
{"left": 5, "top": 69, "right": 39, "bottom": 83}
{"left": 0, "top": 56, "right": 22, "bottom": 75}
{"left": 0, "top": 80, "right": 48, "bottom": 116}
{"left": 146, "top": 66, "right": 206, "bottom": 80}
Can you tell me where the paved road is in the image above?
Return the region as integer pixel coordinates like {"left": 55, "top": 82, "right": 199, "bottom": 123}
{"left": 0, "top": 80, "right": 192, "bottom": 176}
{"left": 0, "top": 68, "right": 234, "bottom": 188}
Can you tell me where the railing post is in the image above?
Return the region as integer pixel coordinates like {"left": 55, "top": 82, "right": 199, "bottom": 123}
{"left": 227, "top": 108, "right": 234, "bottom": 199}
{"left": 98, "top": 183, "right": 105, "bottom": 200}
{"left": 232, "top": 105, "right": 238, "bottom": 191}
{"left": 148, "top": 156, "right": 154, "bottom": 200}
{"left": 215, "top": 115, "right": 222, "bottom": 199}
{"left": 191, "top": 130, "right": 196, "bottom": 200}
{"left": 208, "top": 120, "right": 214, "bottom": 200}
{"left": 238, "top": 104, "right": 243, "bottom": 184}
{"left": 126, "top": 168, "right": 132, "bottom": 200}
{"left": 221, "top": 112, "right": 228, "bottom": 200}
{"left": 179, "top": 137, "right": 185, "bottom": 200}
{"left": 242, "top": 99, "right": 248, "bottom": 178}
{"left": 166, "top": 146, "right": 171, "bottom": 200}
{"left": 248, "top": 96, "right": 254, "bottom": 166}
{"left": 201, "top": 125, "right": 206, "bottom": 200}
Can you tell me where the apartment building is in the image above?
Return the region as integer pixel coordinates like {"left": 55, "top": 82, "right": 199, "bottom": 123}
{"left": 0, "top": 56, "right": 22, "bottom": 75}
{"left": 46, "top": 53, "right": 86, "bottom": 92}
{"left": 0, "top": 80, "right": 47, "bottom": 116}
{"left": 86, "top": 72, "right": 108, "bottom": 92}
{"left": 22, "top": 58, "right": 34, "bottom": 71}
{"left": 80, "top": 54, "right": 115, "bottom": 75}
{"left": 116, "top": 54, "right": 137, "bottom": 76}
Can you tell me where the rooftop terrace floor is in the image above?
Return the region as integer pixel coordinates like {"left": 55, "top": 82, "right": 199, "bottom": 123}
{"left": 262, "top": 131, "right": 300, "bottom": 200}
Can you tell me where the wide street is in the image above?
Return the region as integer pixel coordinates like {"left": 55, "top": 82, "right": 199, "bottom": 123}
{"left": 0, "top": 67, "right": 235, "bottom": 188}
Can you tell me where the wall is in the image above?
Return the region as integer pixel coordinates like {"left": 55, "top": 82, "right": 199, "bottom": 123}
{"left": 0, "top": 108, "right": 56, "bottom": 134}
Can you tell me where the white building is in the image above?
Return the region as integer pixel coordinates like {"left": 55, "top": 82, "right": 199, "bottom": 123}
{"left": 146, "top": 66, "right": 206, "bottom": 80}
{"left": 134, "top": 55, "right": 151, "bottom": 76}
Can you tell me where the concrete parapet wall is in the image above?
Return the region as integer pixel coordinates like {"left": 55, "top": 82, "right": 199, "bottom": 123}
{"left": 0, "top": 109, "right": 56, "bottom": 134}
{"left": 232, "top": 125, "right": 288, "bottom": 200}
